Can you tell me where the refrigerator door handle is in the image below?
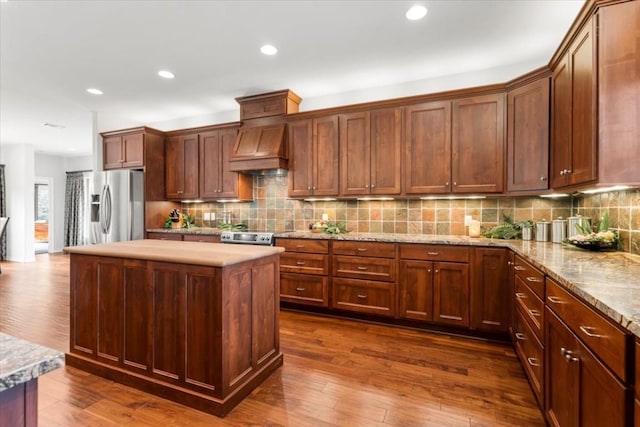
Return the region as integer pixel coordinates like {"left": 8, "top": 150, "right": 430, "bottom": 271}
{"left": 101, "top": 184, "right": 112, "bottom": 235}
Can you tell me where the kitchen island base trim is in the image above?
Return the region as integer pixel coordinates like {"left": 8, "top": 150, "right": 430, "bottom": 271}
{"left": 65, "top": 352, "right": 283, "bottom": 417}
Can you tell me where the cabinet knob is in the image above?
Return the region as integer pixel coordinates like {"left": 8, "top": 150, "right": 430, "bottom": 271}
{"left": 540, "top": 176, "right": 546, "bottom": 181}
{"left": 312, "top": 186, "right": 316, "bottom": 190}
{"left": 453, "top": 182, "right": 457, "bottom": 186}
{"left": 560, "top": 170, "right": 565, "bottom": 176}
{"left": 445, "top": 182, "right": 449, "bottom": 187}
{"left": 427, "top": 269, "right": 432, "bottom": 273}
{"left": 307, "top": 186, "right": 311, "bottom": 190}
{"left": 365, "top": 184, "right": 369, "bottom": 188}
{"left": 371, "top": 184, "right": 375, "bottom": 188}
{"left": 566, "top": 169, "right": 572, "bottom": 174}
{"left": 434, "top": 269, "right": 439, "bottom": 273}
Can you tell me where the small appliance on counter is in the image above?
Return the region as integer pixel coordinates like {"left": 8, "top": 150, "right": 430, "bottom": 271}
{"left": 220, "top": 231, "right": 275, "bottom": 246}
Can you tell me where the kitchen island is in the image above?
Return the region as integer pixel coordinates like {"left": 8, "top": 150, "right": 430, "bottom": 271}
{"left": 64, "top": 239, "right": 284, "bottom": 417}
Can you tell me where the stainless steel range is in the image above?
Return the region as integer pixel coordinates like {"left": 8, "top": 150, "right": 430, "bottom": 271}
{"left": 219, "top": 231, "right": 275, "bottom": 246}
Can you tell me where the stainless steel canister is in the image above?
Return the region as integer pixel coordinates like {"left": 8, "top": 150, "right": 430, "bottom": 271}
{"left": 521, "top": 226, "right": 534, "bottom": 241}
{"left": 552, "top": 218, "right": 568, "bottom": 243}
{"left": 536, "top": 221, "right": 551, "bottom": 242}
{"left": 567, "top": 215, "right": 591, "bottom": 236}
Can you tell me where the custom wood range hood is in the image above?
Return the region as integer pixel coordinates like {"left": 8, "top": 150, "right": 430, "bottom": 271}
{"left": 229, "top": 89, "right": 301, "bottom": 173}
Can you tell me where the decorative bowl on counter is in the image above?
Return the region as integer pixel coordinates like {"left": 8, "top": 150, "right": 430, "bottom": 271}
{"left": 564, "top": 238, "right": 618, "bottom": 251}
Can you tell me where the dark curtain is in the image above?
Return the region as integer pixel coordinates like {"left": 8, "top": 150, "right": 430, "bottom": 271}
{"left": 64, "top": 171, "right": 85, "bottom": 246}
{"left": 0, "top": 164, "right": 5, "bottom": 260}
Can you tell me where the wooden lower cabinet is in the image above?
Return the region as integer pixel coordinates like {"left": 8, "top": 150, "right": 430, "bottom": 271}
{"left": 146, "top": 232, "right": 220, "bottom": 243}
{"left": 545, "top": 308, "right": 629, "bottom": 427}
{"left": 146, "top": 232, "right": 183, "bottom": 241}
{"left": 470, "top": 247, "right": 509, "bottom": 332}
{"left": 67, "top": 253, "right": 282, "bottom": 417}
{"left": 514, "top": 306, "right": 544, "bottom": 406}
{"left": 280, "top": 273, "right": 328, "bottom": 307}
{"left": 276, "top": 238, "right": 330, "bottom": 307}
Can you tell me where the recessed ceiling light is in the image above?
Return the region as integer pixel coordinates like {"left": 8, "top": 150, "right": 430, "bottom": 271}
{"left": 158, "top": 70, "right": 175, "bottom": 79}
{"left": 406, "top": 5, "right": 427, "bottom": 20}
{"left": 260, "top": 45, "right": 278, "bottom": 56}
{"left": 86, "top": 88, "right": 103, "bottom": 95}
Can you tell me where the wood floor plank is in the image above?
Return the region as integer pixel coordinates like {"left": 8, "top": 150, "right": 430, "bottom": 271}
{"left": 0, "top": 254, "right": 544, "bottom": 426}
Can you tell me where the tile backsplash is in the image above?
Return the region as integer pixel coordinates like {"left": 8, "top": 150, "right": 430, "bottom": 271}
{"left": 182, "top": 176, "right": 639, "bottom": 255}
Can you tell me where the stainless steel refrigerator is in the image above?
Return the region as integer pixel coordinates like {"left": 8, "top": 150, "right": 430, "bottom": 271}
{"left": 90, "top": 169, "right": 144, "bottom": 244}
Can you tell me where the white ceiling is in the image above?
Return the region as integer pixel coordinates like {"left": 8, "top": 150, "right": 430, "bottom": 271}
{"left": 0, "top": 0, "right": 585, "bottom": 157}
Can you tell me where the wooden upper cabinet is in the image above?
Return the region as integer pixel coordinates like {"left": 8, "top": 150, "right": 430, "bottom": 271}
{"left": 404, "top": 101, "right": 452, "bottom": 194}
{"left": 200, "top": 128, "right": 252, "bottom": 201}
{"left": 551, "top": 17, "right": 597, "bottom": 189}
{"left": 551, "top": 55, "right": 572, "bottom": 189}
{"left": 507, "top": 77, "right": 550, "bottom": 193}
{"left": 166, "top": 134, "right": 199, "bottom": 200}
{"left": 597, "top": 1, "right": 640, "bottom": 186}
{"left": 101, "top": 127, "right": 166, "bottom": 201}
{"left": 452, "top": 94, "right": 505, "bottom": 193}
{"left": 339, "top": 108, "right": 401, "bottom": 197}
{"left": 288, "top": 115, "right": 339, "bottom": 198}
{"left": 340, "top": 111, "right": 371, "bottom": 196}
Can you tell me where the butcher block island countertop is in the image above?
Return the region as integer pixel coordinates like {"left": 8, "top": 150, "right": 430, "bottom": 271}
{"left": 64, "top": 239, "right": 284, "bottom": 417}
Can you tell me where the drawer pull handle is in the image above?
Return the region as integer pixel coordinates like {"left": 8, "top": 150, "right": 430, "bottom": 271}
{"left": 295, "top": 245, "right": 305, "bottom": 249}
{"left": 357, "top": 294, "right": 367, "bottom": 299}
{"left": 427, "top": 251, "right": 439, "bottom": 256}
{"left": 547, "top": 296, "right": 563, "bottom": 304}
{"left": 526, "top": 276, "right": 542, "bottom": 283}
{"left": 514, "top": 266, "right": 526, "bottom": 271}
{"left": 515, "top": 292, "right": 526, "bottom": 299}
{"left": 579, "top": 326, "right": 604, "bottom": 338}
{"left": 561, "top": 348, "right": 579, "bottom": 363}
{"left": 528, "top": 309, "right": 541, "bottom": 317}
{"left": 527, "top": 357, "right": 541, "bottom": 367}
{"left": 295, "top": 287, "right": 306, "bottom": 292}
{"left": 296, "top": 261, "right": 306, "bottom": 266}
{"left": 357, "top": 266, "right": 368, "bottom": 271}
{"left": 560, "top": 347, "right": 568, "bottom": 356}
{"left": 515, "top": 332, "right": 526, "bottom": 341}
{"left": 356, "top": 248, "right": 368, "bottom": 252}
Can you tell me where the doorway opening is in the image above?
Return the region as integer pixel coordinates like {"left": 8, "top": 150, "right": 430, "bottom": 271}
{"left": 34, "top": 182, "right": 49, "bottom": 254}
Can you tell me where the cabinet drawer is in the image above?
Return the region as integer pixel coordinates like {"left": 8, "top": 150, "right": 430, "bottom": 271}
{"left": 332, "top": 241, "right": 396, "bottom": 258}
{"left": 513, "top": 306, "right": 543, "bottom": 405}
{"left": 182, "top": 234, "right": 220, "bottom": 243}
{"left": 333, "top": 256, "right": 396, "bottom": 282}
{"left": 399, "top": 244, "right": 469, "bottom": 262}
{"left": 276, "top": 238, "right": 329, "bottom": 254}
{"left": 280, "top": 273, "right": 328, "bottom": 307}
{"left": 546, "top": 278, "right": 629, "bottom": 382}
{"left": 280, "top": 253, "right": 329, "bottom": 275}
{"left": 332, "top": 278, "right": 396, "bottom": 317}
{"left": 513, "top": 256, "right": 544, "bottom": 298}
{"left": 515, "top": 276, "right": 544, "bottom": 342}
{"left": 146, "top": 232, "right": 182, "bottom": 241}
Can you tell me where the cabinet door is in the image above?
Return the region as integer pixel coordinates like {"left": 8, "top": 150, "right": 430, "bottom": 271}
{"left": 370, "top": 108, "right": 402, "bottom": 195}
{"left": 166, "top": 134, "right": 199, "bottom": 199}
{"left": 199, "top": 130, "right": 221, "bottom": 199}
{"left": 507, "top": 251, "right": 516, "bottom": 339}
{"left": 122, "top": 260, "right": 150, "bottom": 373}
{"left": 403, "top": 101, "right": 451, "bottom": 194}
{"left": 313, "top": 115, "right": 340, "bottom": 196}
{"left": 103, "top": 136, "right": 123, "bottom": 169}
{"left": 340, "top": 112, "right": 371, "bottom": 196}
{"left": 470, "top": 247, "right": 509, "bottom": 332}
{"left": 288, "top": 120, "right": 313, "bottom": 197}
{"left": 551, "top": 55, "right": 572, "bottom": 188}
{"left": 122, "top": 133, "right": 144, "bottom": 168}
{"left": 70, "top": 256, "right": 98, "bottom": 355}
{"left": 433, "top": 262, "right": 469, "bottom": 327}
{"left": 452, "top": 94, "right": 505, "bottom": 193}
{"left": 546, "top": 309, "right": 579, "bottom": 427}
{"left": 399, "top": 260, "right": 433, "bottom": 321}
{"left": 96, "top": 257, "right": 124, "bottom": 366}
{"left": 507, "top": 78, "right": 550, "bottom": 192}
{"left": 569, "top": 19, "right": 597, "bottom": 187}
{"left": 218, "top": 128, "right": 251, "bottom": 199}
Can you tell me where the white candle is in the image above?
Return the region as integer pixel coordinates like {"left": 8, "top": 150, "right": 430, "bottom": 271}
{"left": 469, "top": 220, "right": 481, "bottom": 238}
{"left": 322, "top": 213, "right": 329, "bottom": 221}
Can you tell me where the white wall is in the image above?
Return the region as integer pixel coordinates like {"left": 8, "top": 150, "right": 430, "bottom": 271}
{"left": 1, "top": 144, "right": 36, "bottom": 262}
{"left": 147, "top": 60, "right": 540, "bottom": 131}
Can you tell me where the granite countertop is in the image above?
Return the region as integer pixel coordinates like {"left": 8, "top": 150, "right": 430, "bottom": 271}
{"left": 274, "top": 231, "right": 640, "bottom": 339}
{"left": 0, "top": 333, "right": 65, "bottom": 392}
{"left": 64, "top": 239, "right": 284, "bottom": 267}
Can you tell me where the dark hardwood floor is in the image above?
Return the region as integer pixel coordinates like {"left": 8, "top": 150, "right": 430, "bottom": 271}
{"left": 0, "top": 254, "right": 544, "bottom": 426}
